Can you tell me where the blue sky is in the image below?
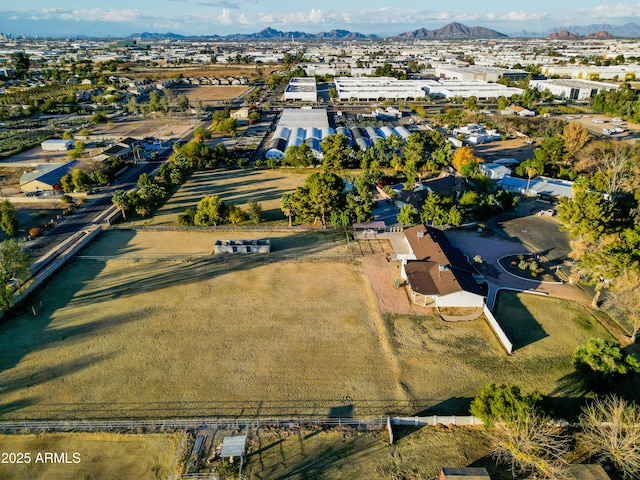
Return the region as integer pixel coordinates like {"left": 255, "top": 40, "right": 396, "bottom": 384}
{"left": 1, "top": 1, "right": 639, "bottom": 37}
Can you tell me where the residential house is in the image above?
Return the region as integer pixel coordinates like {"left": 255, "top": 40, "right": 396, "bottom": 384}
{"left": 501, "top": 105, "right": 535, "bottom": 116}
{"left": 394, "top": 174, "right": 467, "bottom": 210}
{"left": 498, "top": 174, "right": 574, "bottom": 199}
{"left": 478, "top": 163, "right": 512, "bottom": 180}
{"left": 399, "top": 225, "right": 485, "bottom": 310}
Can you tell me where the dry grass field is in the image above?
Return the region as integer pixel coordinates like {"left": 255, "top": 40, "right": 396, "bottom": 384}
{"left": 173, "top": 85, "right": 250, "bottom": 104}
{"left": 0, "top": 432, "right": 180, "bottom": 479}
{"left": 0, "top": 230, "right": 398, "bottom": 419}
{"left": 236, "top": 425, "right": 496, "bottom": 480}
{"left": 127, "top": 65, "right": 279, "bottom": 82}
{"left": 88, "top": 115, "right": 197, "bottom": 140}
{"left": 135, "top": 168, "right": 308, "bottom": 226}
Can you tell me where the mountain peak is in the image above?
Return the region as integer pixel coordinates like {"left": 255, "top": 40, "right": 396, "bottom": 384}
{"left": 395, "top": 22, "right": 507, "bottom": 39}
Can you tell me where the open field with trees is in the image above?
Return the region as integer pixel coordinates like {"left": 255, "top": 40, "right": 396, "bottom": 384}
{"left": 136, "top": 169, "right": 307, "bottom": 226}
{"left": 0, "top": 432, "right": 180, "bottom": 479}
{"left": 0, "top": 230, "right": 624, "bottom": 420}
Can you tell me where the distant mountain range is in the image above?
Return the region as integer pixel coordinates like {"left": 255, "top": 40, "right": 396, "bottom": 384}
{"left": 127, "top": 22, "right": 640, "bottom": 41}
{"left": 129, "top": 27, "right": 378, "bottom": 41}
{"left": 394, "top": 22, "right": 507, "bottom": 40}
{"left": 511, "top": 22, "right": 640, "bottom": 38}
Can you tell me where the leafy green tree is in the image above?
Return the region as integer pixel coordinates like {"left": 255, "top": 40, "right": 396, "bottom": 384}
{"left": 447, "top": 205, "right": 463, "bottom": 227}
{"left": 0, "top": 201, "right": 18, "bottom": 237}
{"left": 193, "top": 127, "right": 212, "bottom": 143}
{"left": 558, "top": 188, "right": 614, "bottom": 242}
{"left": 463, "top": 96, "right": 478, "bottom": 111}
{"left": 194, "top": 195, "right": 226, "bottom": 226}
{"left": 470, "top": 383, "right": 545, "bottom": 426}
{"left": 572, "top": 337, "right": 640, "bottom": 384}
{"left": 247, "top": 201, "right": 263, "bottom": 224}
{"left": 213, "top": 118, "right": 237, "bottom": 136}
{"left": 397, "top": 205, "right": 418, "bottom": 226}
{"left": 10, "top": 52, "right": 30, "bottom": 78}
{"left": 60, "top": 174, "right": 74, "bottom": 193}
{"left": 289, "top": 171, "right": 344, "bottom": 228}
{"left": 112, "top": 190, "right": 130, "bottom": 220}
{"left": 89, "top": 112, "right": 107, "bottom": 124}
{"left": 321, "top": 134, "right": 353, "bottom": 170}
{"left": 62, "top": 131, "right": 74, "bottom": 140}
{"left": 226, "top": 203, "right": 245, "bottom": 225}
{"left": 284, "top": 144, "right": 314, "bottom": 168}
{"left": 177, "top": 208, "right": 195, "bottom": 226}
{"left": 0, "top": 239, "right": 31, "bottom": 311}
{"left": 71, "top": 169, "right": 92, "bottom": 192}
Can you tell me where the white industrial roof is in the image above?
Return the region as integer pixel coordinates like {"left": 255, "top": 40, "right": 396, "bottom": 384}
{"left": 277, "top": 108, "right": 329, "bottom": 130}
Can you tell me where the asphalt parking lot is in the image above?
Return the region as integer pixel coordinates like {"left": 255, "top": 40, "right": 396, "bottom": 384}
{"left": 482, "top": 198, "right": 571, "bottom": 272}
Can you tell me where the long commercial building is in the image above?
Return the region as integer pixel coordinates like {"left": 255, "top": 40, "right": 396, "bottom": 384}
{"left": 334, "top": 77, "right": 522, "bottom": 101}
{"left": 435, "top": 65, "right": 528, "bottom": 83}
{"left": 529, "top": 78, "right": 619, "bottom": 100}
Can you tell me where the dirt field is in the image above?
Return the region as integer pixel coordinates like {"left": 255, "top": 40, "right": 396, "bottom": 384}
{"left": 473, "top": 138, "right": 535, "bottom": 163}
{"left": 0, "top": 432, "right": 180, "bottom": 479}
{"left": 127, "top": 65, "right": 278, "bottom": 82}
{"left": 237, "top": 425, "right": 497, "bottom": 480}
{"left": 173, "top": 85, "right": 250, "bottom": 104}
{"left": 136, "top": 168, "right": 308, "bottom": 226}
{"left": 89, "top": 115, "right": 198, "bottom": 140}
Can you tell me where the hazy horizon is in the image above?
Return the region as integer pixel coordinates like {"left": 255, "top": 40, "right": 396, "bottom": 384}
{"left": 0, "top": 1, "right": 639, "bottom": 38}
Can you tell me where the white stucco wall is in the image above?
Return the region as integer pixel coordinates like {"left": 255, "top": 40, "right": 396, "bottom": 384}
{"left": 435, "top": 290, "right": 484, "bottom": 308}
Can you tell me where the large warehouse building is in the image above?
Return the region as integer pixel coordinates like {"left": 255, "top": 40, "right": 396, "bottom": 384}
{"left": 266, "top": 108, "right": 332, "bottom": 160}
{"left": 529, "top": 78, "right": 619, "bottom": 100}
{"left": 334, "top": 77, "right": 522, "bottom": 101}
{"left": 334, "top": 77, "right": 428, "bottom": 101}
{"left": 435, "top": 65, "right": 528, "bottom": 83}
{"left": 283, "top": 77, "right": 318, "bottom": 102}
{"left": 424, "top": 80, "right": 523, "bottom": 99}
{"left": 265, "top": 108, "right": 412, "bottom": 159}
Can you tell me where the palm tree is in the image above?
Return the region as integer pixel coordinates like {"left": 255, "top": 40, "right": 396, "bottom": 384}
{"left": 280, "top": 193, "right": 295, "bottom": 227}
{"left": 525, "top": 164, "right": 539, "bottom": 197}
{"left": 112, "top": 190, "right": 130, "bottom": 220}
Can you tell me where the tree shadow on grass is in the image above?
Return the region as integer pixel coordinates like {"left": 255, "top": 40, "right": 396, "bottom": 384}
{"left": 0, "top": 353, "right": 115, "bottom": 397}
{"left": 493, "top": 291, "right": 548, "bottom": 350}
